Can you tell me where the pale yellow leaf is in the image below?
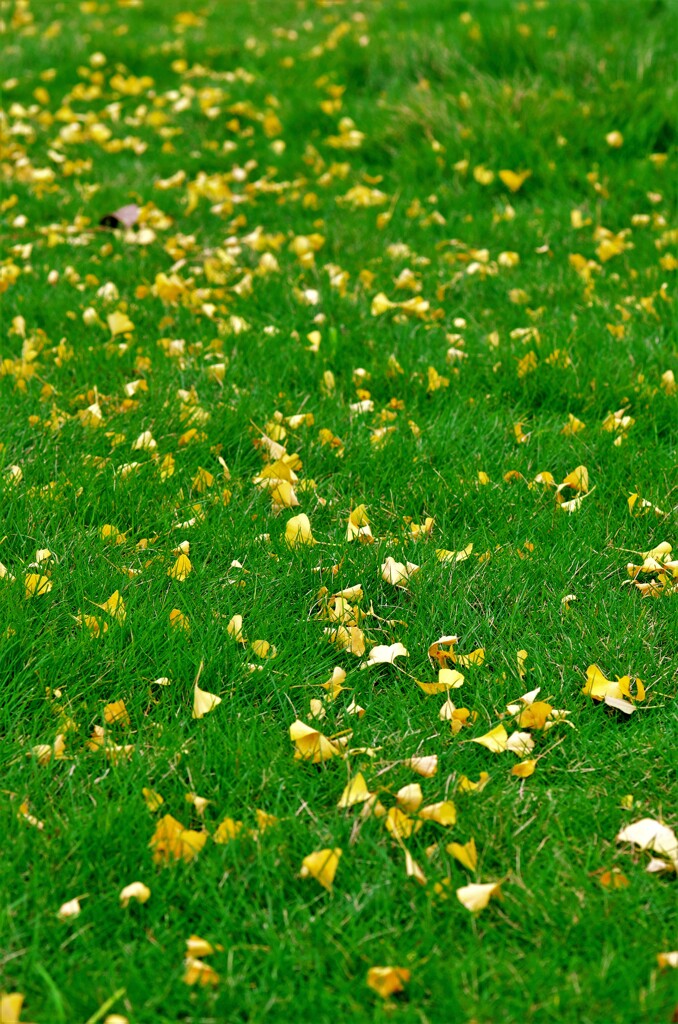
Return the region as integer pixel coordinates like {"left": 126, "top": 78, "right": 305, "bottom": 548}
{"left": 300, "top": 848, "right": 342, "bottom": 890}
{"left": 456, "top": 881, "right": 502, "bottom": 913}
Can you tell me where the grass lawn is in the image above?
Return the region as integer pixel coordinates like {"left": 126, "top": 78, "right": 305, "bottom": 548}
{"left": 1, "top": 0, "right": 677, "bottom": 1021}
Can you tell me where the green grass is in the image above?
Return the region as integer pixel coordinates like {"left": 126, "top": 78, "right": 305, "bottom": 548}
{"left": 1, "top": 0, "right": 677, "bottom": 1021}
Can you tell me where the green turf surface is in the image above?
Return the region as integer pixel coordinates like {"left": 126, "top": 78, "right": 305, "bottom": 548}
{"left": 1, "top": 0, "right": 677, "bottom": 1021}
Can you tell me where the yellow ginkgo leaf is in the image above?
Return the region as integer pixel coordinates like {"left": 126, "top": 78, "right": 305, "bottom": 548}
{"left": 285, "top": 513, "right": 315, "bottom": 547}
{"left": 212, "top": 817, "right": 243, "bottom": 844}
{"left": 446, "top": 837, "right": 477, "bottom": 871}
{"left": 366, "top": 966, "right": 411, "bottom": 999}
{"left": 186, "top": 935, "right": 218, "bottom": 958}
{"left": 107, "top": 311, "right": 135, "bottom": 336}
{"left": 57, "top": 897, "right": 81, "bottom": 921}
{"left": 511, "top": 759, "right": 537, "bottom": 778}
{"left": 193, "top": 683, "right": 221, "bottom": 719}
{"left": 338, "top": 772, "right": 372, "bottom": 809}
{"left": 325, "top": 624, "right": 366, "bottom": 656}
{"left": 516, "top": 649, "right": 528, "bottom": 679}
{"left": 255, "top": 809, "right": 279, "bottom": 832}
{"left": 168, "top": 554, "right": 192, "bottom": 581}
{"left": 300, "top": 848, "right": 342, "bottom": 890}
{"left": 362, "top": 642, "right": 409, "bottom": 668}
{"left": 142, "top": 788, "right": 164, "bottom": 811}
{"left": 185, "top": 792, "right": 211, "bottom": 817}
{"left": 559, "top": 465, "right": 589, "bottom": 493}
{"left": 381, "top": 556, "right": 419, "bottom": 586}
{"left": 427, "top": 635, "right": 459, "bottom": 665}
{"left": 150, "top": 814, "right": 207, "bottom": 865}
{"left": 515, "top": 702, "right": 552, "bottom": 729}
{"left": 471, "top": 724, "right": 508, "bottom": 753}
{"left": 321, "top": 666, "right": 346, "bottom": 699}
{"left": 456, "top": 881, "right": 502, "bottom": 913}
{"left": 456, "top": 647, "right": 485, "bottom": 667}
{"left": 183, "top": 958, "right": 219, "bottom": 987}
{"left": 404, "top": 848, "right": 427, "bottom": 885}
{"left": 385, "top": 806, "right": 420, "bottom": 840}
{"left": 506, "top": 731, "right": 535, "bottom": 756}
{"left": 25, "top": 573, "right": 52, "bottom": 598}
{"left": 439, "top": 668, "right": 465, "bottom": 689}
{"left": 30, "top": 744, "right": 53, "bottom": 766}
{"left": 617, "top": 819, "right": 678, "bottom": 869}
{"left": 499, "top": 168, "right": 531, "bottom": 192}
{"left": 289, "top": 720, "right": 339, "bottom": 763}
{"left": 419, "top": 801, "right": 457, "bottom": 826}
{"left": 0, "top": 993, "right": 25, "bottom": 1024}
{"left": 270, "top": 480, "right": 299, "bottom": 509}
{"left": 100, "top": 524, "right": 126, "bottom": 544}
{"left": 170, "top": 606, "right": 191, "bottom": 630}
{"left": 226, "top": 613, "right": 247, "bottom": 643}
{"left": 95, "top": 590, "right": 126, "bottom": 623}
{"left": 404, "top": 754, "right": 438, "bottom": 777}
{"left": 192, "top": 467, "right": 214, "bottom": 493}
{"left": 583, "top": 665, "right": 645, "bottom": 704}
{"left": 132, "top": 430, "right": 156, "bottom": 452}
{"left": 347, "top": 504, "right": 374, "bottom": 543}
{"left": 104, "top": 700, "right": 130, "bottom": 726}
{"left": 436, "top": 544, "right": 473, "bottom": 563}
{"left": 396, "top": 783, "right": 423, "bottom": 813}
{"left": 417, "top": 668, "right": 465, "bottom": 695}
{"left": 120, "top": 881, "right": 151, "bottom": 907}
{"left": 562, "top": 413, "right": 586, "bottom": 435}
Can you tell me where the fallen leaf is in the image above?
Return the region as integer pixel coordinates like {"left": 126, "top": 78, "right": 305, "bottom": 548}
{"left": 347, "top": 504, "right": 374, "bottom": 543}
{"left": 107, "top": 311, "right": 135, "bottom": 336}
{"left": 168, "top": 554, "right": 192, "bottom": 580}
{"left": 617, "top": 818, "right": 678, "bottom": 869}
{"left": 212, "top": 817, "right": 243, "bottom": 844}
{"left": 381, "top": 556, "right": 419, "bottom": 587}
{"left": 321, "top": 666, "right": 347, "bottom": 699}
{"left": 447, "top": 837, "right": 477, "bottom": 871}
{"left": 57, "top": 897, "right": 81, "bottom": 921}
{"left": 186, "top": 935, "right": 218, "bottom": 957}
{"left": 597, "top": 868, "right": 629, "bottom": 890}
{"left": 289, "top": 719, "right": 339, "bottom": 763}
{"left": 471, "top": 724, "right": 508, "bottom": 753}
{"left": 396, "top": 783, "right": 423, "bottom": 813}
{"left": 338, "top": 772, "right": 372, "bottom": 808}
{"left": 120, "top": 881, "right": 151, "bottom": 906}
{"left": 506, "top": 731, "right": 535, "bottom": 756}
{"left": 183, "top": 958, "right": 219, "bottom": 987}
{"left": 193, "top": 682, "right": 221, "bottom": 719}
{"left": 385, "top": 805, "right": 421, "bottom": 839}
{"left": 300, "top": 848, "right": 342, "bottom": 890}
{"left": 404, "top": 754, "right": 438, "bottom": 777}
{"left": 104, "top": 700, "right": 130, "bottom": 726}
{"left": 150, "top": 814, "right": 207, "bottom": 865}
{"left": 362, "top": 642, "right": 409, "bottom": 668}
{"left": 456, "top": 881, "right": 502, "bottom": 912}
{"left": 511, "top": 759, "right": 537, "bottom": 778}
{"left": 404, "top": 847, "right": 427, "bottom": 885}
{"left": 142, "top": 788, "right": 164, "bottom": 811}
{"left": 366, "top": 965, "right": 410, "bottom": 999}
{"left": 285, "top": 513, "right": 315, "bottom": 547}
{"left": 419, "top": 801, "right": 457, "bottom": 826}
{"left": 427, "top": 634, "right": 458, "bottom": 666}
{"left": 457, "top": 772, "right": 490, "bottom": 793}
{"left": 25, "top": 573, "right": 52, "bottom": 598}
{"left": 0, "top": 994, "right": 26, "bottom": 1024}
